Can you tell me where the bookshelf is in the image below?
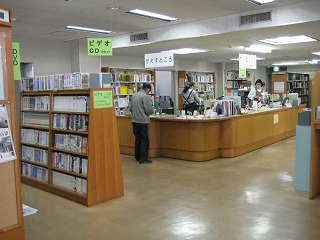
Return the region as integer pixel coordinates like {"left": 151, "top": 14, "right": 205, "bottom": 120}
{"left": 177, "top": 70, "right": 215, "bottom": 110}
{"left": 225, "top": 70, "right": 253, "bottom": 96}
{"left": 20, "top": 88, "right": 124, "bottom": 207}
{"left": 309, "top": 71, "right": 320, "bottom": 199}
{"left": 101, "top": 67, "right": 156, "bottom": 115}
{"left": 272, "top": 72, "right": 309, "bottom": 106}
{"left": 0, "top": 5, "right": 25, "bottom": 240}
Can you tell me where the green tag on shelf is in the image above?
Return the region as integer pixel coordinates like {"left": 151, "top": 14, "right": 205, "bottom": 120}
{"left": 93, "top": 90, "right": 113, "bottom": 108}
{"left": 88, "top": 38, "right": 112, "bottom": 56}
{"left": 239, "top": 68, "right": 246, "bottom": 79}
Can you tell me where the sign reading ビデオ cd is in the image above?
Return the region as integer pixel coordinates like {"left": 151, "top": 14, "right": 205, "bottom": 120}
{"left": 88, "top": 38, "right": 112, "bottom": 56}
{"left": 144, "top": 51, "right": 174, "bottom": 68}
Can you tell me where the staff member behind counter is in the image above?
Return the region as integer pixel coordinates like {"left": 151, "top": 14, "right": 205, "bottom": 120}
{"left": 247, "top": 79, "right": 264, "bottom": 107}
{"left": 182, "top": 82, "right": 200, "bottom": 114}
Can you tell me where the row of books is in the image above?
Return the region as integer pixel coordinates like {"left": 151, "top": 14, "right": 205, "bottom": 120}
{"left": 21, "top": 128, "right": 49, "bottom": 146}
{"left": 52, "top": 152, "right": 88, "bottom": 175}
{"left": 194, "top": 83, "right": 214, "bottom": 93}
{"left": 187, "top": 73, "right": 214, "bottom": 83}
{"left": 21, "top": 146, "right": 48, "bottom": 165}
{"left": 219, "top": 100, "right": 238, "bottom": 116}
{"left": 21, "top": 162, "right": 48, "bottom": 182}
{"left": 288, "top": 73, "right": 309, "bottom": 81}
{"left": 53, "top": 114, "right": 89, "bottom": 132}
{"left": 54, "top": 133, "right": 88, "bottom": 154}
{"left": 53, "top": 96, "right": 89, "bottom": 112}
{"left": 111, "top": 71, "right": 154, "bottom": 83}
{"left": 22, "top": 96, "right": 50, "bottom": 111}
{"left": 22, "top": 112, "right": 50, "bottom": 127}
{"left": 20, "top": 73, "right": 90, "bottom": 91}
{"left": 114, "top": 96, "right": 130, "bottom": 109}
{"left": 52, "top": 171, "right": 87, "bottom": 194}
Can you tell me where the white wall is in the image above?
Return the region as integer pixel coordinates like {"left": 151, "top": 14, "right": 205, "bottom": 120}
{"left": 156, "top": 71, "right": 173, "bottom": 97}
{"left": 13, "top": 35, "right": 71, "bottom": 75}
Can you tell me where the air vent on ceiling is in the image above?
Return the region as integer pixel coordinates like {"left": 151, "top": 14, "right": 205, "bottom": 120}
{"left": 130, "top": 32, "right": 148, "bottom": 42}
{"left": 240, "top": 11, "right": 271, "bottom": 25}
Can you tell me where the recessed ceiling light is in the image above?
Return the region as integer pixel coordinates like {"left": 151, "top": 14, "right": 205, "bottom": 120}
{"left": 231, "top": 57, "right": 265, "bottom": 61}
{"left": 308, "top": 59, "right": 320, "bottom": 64}
{"left": 245, "top": 44, "right": 273, "bottom": 53}
{"left": 259, "top": 35, "right": 317, "bottom": 45}
{"left": 272, "top": 60, "right": 308, "bottom": 66}
{"left": 312, "top": 51, "right": 320, "bottom": 56}
{"left": 65, "top": 25, "right": 112, "bottom": 34}
{"left": 247, "top": 0, "right": 276, "bottom": 6}
{"left": 126, "top": 9, "right": 179, "bottom": 22}
{"left": 168, "top": 48, "right": 209, "bottom": 54}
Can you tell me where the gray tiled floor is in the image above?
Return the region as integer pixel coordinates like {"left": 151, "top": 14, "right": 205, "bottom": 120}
{"left": 22, "top": 137, "right": 320, "bottom": 240}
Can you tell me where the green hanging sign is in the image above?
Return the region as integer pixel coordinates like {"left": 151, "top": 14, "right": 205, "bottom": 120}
{"left": 88, "top": 38, "right": 112, "bottom": 56}
{"left": 12, "top": 42, "right": 21, "bottom": 80}
{"left": 239, "top": 68, "right": 246, "bottom": 79}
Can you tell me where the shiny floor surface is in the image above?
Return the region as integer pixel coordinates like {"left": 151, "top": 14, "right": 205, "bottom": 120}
{"left": 22, "top": 137, "right": 320, "bottom": 240}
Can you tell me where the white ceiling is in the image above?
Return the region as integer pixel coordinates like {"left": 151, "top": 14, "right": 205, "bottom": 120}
{"left": 3, "top": 0, "right": 320, "bottom": 67}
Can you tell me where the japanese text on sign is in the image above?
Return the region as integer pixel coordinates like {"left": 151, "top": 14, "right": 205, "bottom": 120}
{"left": 144, "top": 51, "right": 174, "bottom": 68}
{"left": 93, "top": 90, "right": 113, "bottom": 109}
{"left": 88, "top": 38, "right": 112, "bottom": 56}
{"left": 239, "top": 53, "right": 256, "bottom": 69}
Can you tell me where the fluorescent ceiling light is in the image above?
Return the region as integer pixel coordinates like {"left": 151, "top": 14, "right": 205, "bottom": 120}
{"left": 247, "top": 0, "right": 276, "bottom": 5}
{"left": 312, "top": 51, "right": 320, "bottom": 56}
{"left": 231, "top": 57, "right": 265, "bottom": 61}
{"left": 308, "top": 59, "right": 320, "bottom": 64}
{"left": 259, "top": 35, "right": 317, "bottom": 45}
{"left": 245, "top": 44, "right": 273, "bottom": 53}
{"left": 126, "top": 9, "right": 178, "bottom": 22}
{"left": 272, "top": 60, "right": 308, "bottom": 66}
{"left": 65, "top": 25, "right": 112, "bottom": 34}
{"left": 169, "top": 48, "right": 209, "bottom": 54}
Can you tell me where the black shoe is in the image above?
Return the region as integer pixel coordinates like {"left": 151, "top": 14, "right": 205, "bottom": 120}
{"left": 139, "top": 159, "right": 152, "bottom": 164}
{"left": 135, "top": 158, "right": 140, "bottom": 162}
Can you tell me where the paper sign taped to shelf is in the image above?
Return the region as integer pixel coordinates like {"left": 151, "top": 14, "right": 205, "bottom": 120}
{"left": 0, "top": 105, "right": 17, "bottom": 163}
{"left": 144, "top": 51, "right": 174, "bottom": 68}
{"left": 274, "top": 81, "right": 285, "bottom": 93}
{"left": 88, "top": 38, "right": 112, "bottom": 56}
{"left": 93, "top": 90, "right": 113, "bottom": 108}
{"left": 239, "top": 53, "right": 256, "bottom": 69}
{"left": 12, "top": 42, "right": 21, "bottom": 80}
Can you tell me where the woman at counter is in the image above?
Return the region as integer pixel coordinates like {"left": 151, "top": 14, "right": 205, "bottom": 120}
{"left": 182, "top": 82, "right": 200, "bottom": 114}
{"left": 247, "top": 79, "right": 264, "bottom": 107}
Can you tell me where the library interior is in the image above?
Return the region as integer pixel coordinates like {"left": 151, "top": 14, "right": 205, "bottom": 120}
{"left": 1, "top": 0, "right": 320, "bottom": 239}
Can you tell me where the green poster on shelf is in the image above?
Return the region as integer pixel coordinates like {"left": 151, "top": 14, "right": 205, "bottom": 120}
{"left": 239, "top": 68, "right": 246, "bottom": 79}
{"left": 12, "top": 42, "right": 21, "bottom": 80}
{"left": 93, "top": 90, "right": 113, "bottom": 109}
{"left": 88, "top": 38, "right": 112, "bottom": 56}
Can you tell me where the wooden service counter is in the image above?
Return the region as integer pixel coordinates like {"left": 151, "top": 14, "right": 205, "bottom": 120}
{"left": 117, "top": 106, "right": 304, "bottom": 161}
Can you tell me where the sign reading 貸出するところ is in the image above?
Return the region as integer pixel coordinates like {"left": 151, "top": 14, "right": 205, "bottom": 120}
{"left": 12, "top": 42, "right": 21, "bottom": 80}
{"left": 239, "top": 53, "right": 256, "bottom": 70}
{"left": 88, "top": 38, "right": 112, "bottom": 56}
{"left": 93, "top": 91, "right": 113, "bottom": 109}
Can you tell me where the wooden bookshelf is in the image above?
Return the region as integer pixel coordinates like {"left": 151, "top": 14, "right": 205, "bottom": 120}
{"left": 225, "top": 69, "right": 253, "bottom": 97}
{"left": 20, "top": 89, "right": 124, "bottom": 207}
{"left": 272, "top": 72, "right": 310, "bottom": 106}
{"left": 177, "top": 70, "right": 215, "bottom": 110}
{"left": 0, "top": 5, "right": 25, "bottom": 240}
{"left": 309, "top": 71, "right": 320, "bottom": 199}
{"left": 101, "top": 67, "right": 156, "bottom": 115}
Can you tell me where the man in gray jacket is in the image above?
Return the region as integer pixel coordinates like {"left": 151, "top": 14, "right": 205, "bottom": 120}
{"left": 129, "top": 83, "right": 154, "bottom": 164}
